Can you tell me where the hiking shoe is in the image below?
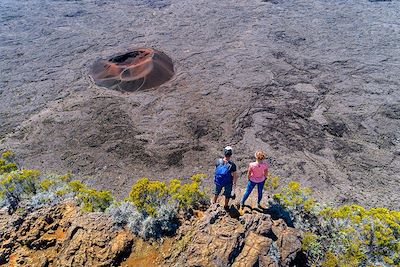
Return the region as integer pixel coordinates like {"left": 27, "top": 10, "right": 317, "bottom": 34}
{"left": 238, "top": 207, "right": 245, "bottom": 216}
{"left": 257, "top": 204, "right": 265, "bottom": 209}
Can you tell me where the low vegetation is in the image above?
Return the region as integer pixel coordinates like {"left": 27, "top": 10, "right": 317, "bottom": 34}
{"left": 0, "top": 151, "right": 209, "bottom": 239}
{"left": 127, "top": 174, "right": 208, "bottom": 216}
{"left": 1, "top": 150, "right": 398, "bottom": 264}
{"left": 113, "top": 174, "right": 209, "bottom": 238}
{"left": 0, "top": 151, "right": 112, "bottom": 213}
{"left": 272, "top": 181, "right": 400, "bottom": 266}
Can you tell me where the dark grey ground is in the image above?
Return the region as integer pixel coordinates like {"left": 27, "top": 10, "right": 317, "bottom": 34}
{"left": 1, "top": 0, "right": 399, "bottom": 208}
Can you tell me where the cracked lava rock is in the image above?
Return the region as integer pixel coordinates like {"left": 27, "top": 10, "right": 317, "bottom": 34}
{"left": 89, "top": 48, "right": 174, "bottom": 92}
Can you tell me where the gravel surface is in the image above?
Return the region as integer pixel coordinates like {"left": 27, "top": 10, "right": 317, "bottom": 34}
{"left": 1, "top": 0, "right": 399, "bottom": 208}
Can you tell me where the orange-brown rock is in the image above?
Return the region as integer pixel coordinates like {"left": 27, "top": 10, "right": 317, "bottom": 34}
{"left": 0, "top": 201, "right": 133, "bottom": 267}
{"left": 232, "top": 232, "right": 274, "bottom": 267}
{"left": 166, "top": 204, "right": 302, "bottom": 267}
{"left": 0, "top": 202, "right": 303, "bottom": 267}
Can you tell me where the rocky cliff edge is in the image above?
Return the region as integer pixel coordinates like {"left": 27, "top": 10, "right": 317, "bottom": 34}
{"left": 0, "top": 201, "right": 303, "bottom": 267}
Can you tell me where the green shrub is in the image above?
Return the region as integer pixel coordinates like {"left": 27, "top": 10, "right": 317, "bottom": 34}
{"left": 274, "top": 181, "right": 400, "bottom": 266}
{"left": 191, "top": 173, "right": 207, "bottom": 184}
{"left": 264, "top": 174, "right": 280, "bottom": 191}
{"left": 59, "top": 172, "right": 72, "bottom": 182}
{"left": 127, "top": 178, "right": 168, "bottom": 216}
{"left": 36, "top": 174, "right": 74, "bottom": 204}
{"left": 0, "top": 151, "right": 112, "bottom": 213}
{"left": 55, "top": 189, "right": 68, "bottom": 197}
{"left": 168, "top": 179, "right": 181, "bottom": 194}
{"left": 68, "top": 180, "right": 86, "bottom": 192}
{"left": 68, "top": 180, "right": 113, "bottom": 212}
{"left": 0, "top": 150, "right": 17, "bottom": 175}
{"left": 321, "top": 252, "right": 339, "bottom": 267}
{"left": 322, "top": 205, "right": 400, "bottom": 265}
{"left": 0, "top": 169, "right": 41, "bottom": 212}
{"left": 80, "top": 188, "right": 113, "bottom": 212}
{"left": 127, "top": 174, "right": 209, "bottom": 216}
{"left": 170, "top": 174, "right": 208, "bottom": 209}
{"left": 273, "top": 181, "right": 315, "bottom": 210}
{"left": 118, "top": 174, "right": 209, "bottom": 238}
{"left": 0, "top": 151, "right": 39, "bottom": 211}
{"left": 301, "top": 232, "right": 323, "bottom": 263}
{"left": 1, "top": 150, "right": 14, "bottom": 159}
{"left": 40, "top": 178, "right": 56, "bottom": 191}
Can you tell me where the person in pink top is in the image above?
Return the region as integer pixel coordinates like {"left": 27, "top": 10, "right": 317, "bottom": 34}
{"left": 240, "top": 151, "right": 269, "bottom": 209}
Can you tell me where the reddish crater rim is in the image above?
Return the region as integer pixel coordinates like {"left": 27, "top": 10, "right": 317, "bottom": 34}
{"left": 89, "top": 48, "right": 174, "bottom": 92}
{"left": 108, "top": 48, "right": 153, "bottom": 66}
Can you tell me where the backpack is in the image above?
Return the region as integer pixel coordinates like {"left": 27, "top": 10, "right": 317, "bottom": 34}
{"left": 214, "top": 159, "right": 232, "bottom": 186}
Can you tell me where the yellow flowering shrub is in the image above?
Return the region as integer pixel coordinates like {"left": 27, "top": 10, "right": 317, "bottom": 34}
{"left": 273, "top": 181, "right": 315, "bottom": 210}
{"left": 128, "top": 174, "right": 209, "bottom": 216}
{"left": 1, "top": 151, "right": 14, "bottom": 159}
{"left": 171, "top": 174, "right": 207, "bottom": 209}
{"left": 0, "top": 168, "right": 41, "bottom": 212}
{"left": 0, "top": 150, "right": 17, "bottom": 175}
{"left": 68, "top": 180, "right": 113, "bottom": 212}
{"left": 40, "top": 178, "right": 55, "bottom": 191}
{"left": 127, "top": 178, "right": 168, "bottom": 216}
{"left": 321, "top": 252, "right": 339, "bottom": 267}
{"left": 264, "top": 174, "right": 280, "bottom": 191}
{"left": 168, "top": 179, "right": 181, "bottom": 194}
{"left": 273, "top": 181, "right": 399, "bottom": 266}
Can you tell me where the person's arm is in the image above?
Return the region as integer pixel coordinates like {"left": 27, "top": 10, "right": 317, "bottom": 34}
{"left": 232, "top": 171, "right": 238, "bottom": 186}
{"left": 247, "top": 164, "right": 252, "bottom": 179}
{"left": 264, "top": 165, "right": 268, "bottom": 179}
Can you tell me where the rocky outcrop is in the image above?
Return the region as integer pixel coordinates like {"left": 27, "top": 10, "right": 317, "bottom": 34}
{"left": 0, "top": 201, "right": 303, "bottom": 267}
{"left": 167, "top": 204, "right": 302, "bottom": 267}
{"left": 0, "top": 201, "right": 133, "bottom": 267}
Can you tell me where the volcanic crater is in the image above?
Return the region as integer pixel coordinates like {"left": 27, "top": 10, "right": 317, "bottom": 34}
{"left": 89, "top": 48, "right": 174, "bottom": 92}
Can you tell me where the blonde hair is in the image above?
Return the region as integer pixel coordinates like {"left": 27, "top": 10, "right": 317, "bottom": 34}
{"left": 255, "top": 151, "right": 266, "bottom": 161}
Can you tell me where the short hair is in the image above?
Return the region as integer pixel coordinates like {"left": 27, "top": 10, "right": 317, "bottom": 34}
{"left": 255, "top": 151, "right": 265, "bottom": 160}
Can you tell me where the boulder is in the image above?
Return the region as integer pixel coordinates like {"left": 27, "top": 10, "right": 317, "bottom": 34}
{"left": 0, "top": 200, "right": 134, "bottom": 267}
{"left": 168, "top": 204, "right": 302, "bottom": 266}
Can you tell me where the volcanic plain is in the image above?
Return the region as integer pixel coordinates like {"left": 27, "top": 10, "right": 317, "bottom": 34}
{"left": 0, "top": 0, "right": 399, "bottom": 208}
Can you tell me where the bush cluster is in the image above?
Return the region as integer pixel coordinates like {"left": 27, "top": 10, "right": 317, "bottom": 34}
{"left": 264, "top": 173, "right": 280, "bottom": 192}
{"left": 127, "top": 174, "right": 209, "bottom": 216}
{"left": 0, "top": 169, "right": 40, "bottom": 212}
{"left": 0, "top": 151, "right": 113, "bottom": 213}
{"left": 110, "top": 174, "right": 209, "bottom": 238}
{"left": 68, "top": 180, "right": 113, "bottom": 212}
{"left": 0, "top": 150, "right": 209, "bottom": 239}
{"left": 108, "top": 201, "right": 177, "bottom": 238}
{"left": 273, "top": 181, "right": 400, "bottom": 266}
{"left": 0, "top": 151, "right": 17, "bottom": 174}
